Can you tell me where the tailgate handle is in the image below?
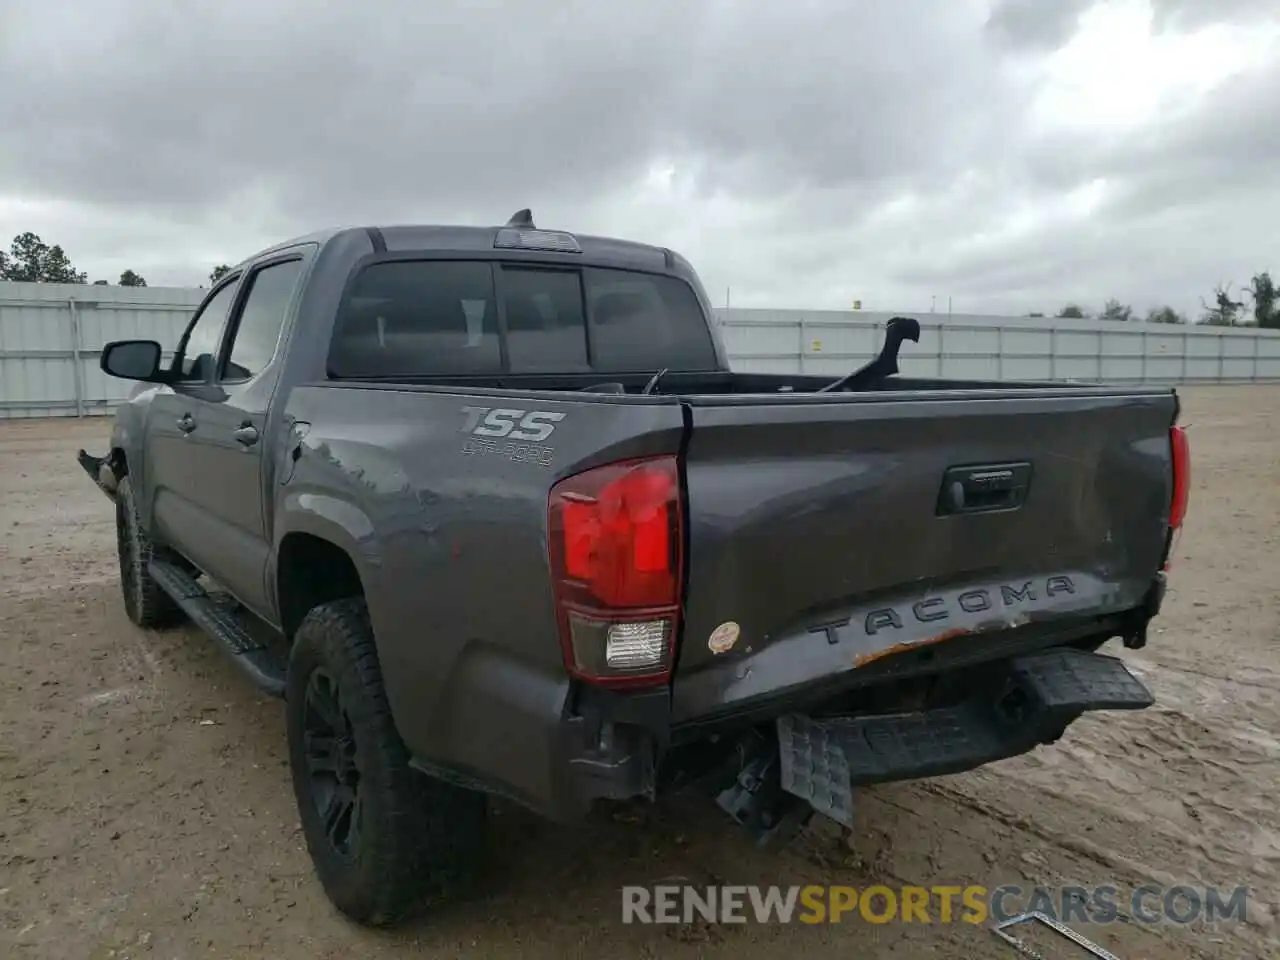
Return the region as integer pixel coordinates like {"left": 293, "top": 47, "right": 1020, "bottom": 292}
{"left": 938, "top": 462, "right": 1032, "bottom": 515}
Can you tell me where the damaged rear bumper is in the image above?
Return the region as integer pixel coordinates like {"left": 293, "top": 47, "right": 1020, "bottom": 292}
{"left": 718, "top": 646, "right": 1153, "bottom": 834}
{"left": 406, "top": 641, "right": 1156, "bottom": 835}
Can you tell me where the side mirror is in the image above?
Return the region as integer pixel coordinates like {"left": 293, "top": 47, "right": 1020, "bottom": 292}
{"left": 101, "top": 340, "right": 165, "bottom": 382}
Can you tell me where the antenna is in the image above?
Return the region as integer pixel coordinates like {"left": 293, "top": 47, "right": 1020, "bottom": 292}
{"left": 506, "top": 208, "right": 535, "bottom": 228}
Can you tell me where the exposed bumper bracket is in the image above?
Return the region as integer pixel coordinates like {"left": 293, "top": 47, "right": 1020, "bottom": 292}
{"left": 77, "top": 449, "right": 119, "bottom": 502}
{"left": 714, "top": 732, "right": 813, "bottom": 845}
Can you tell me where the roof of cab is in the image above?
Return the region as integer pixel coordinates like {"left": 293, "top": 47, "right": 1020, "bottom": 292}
{"left": 236, "top": 212, "right": 683, "bottom": 276}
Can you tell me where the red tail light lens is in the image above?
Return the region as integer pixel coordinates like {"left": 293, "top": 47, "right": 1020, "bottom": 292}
{"left": 1169, "top": 425, "right": 1190, "bottom": 532}
{"left": 548, "top": 456, "right": 683, "bottom": 688}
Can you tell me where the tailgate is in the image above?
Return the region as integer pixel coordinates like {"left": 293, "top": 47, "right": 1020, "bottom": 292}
{"left": 671, "top": 388, "right": 1177, "bottom": 724}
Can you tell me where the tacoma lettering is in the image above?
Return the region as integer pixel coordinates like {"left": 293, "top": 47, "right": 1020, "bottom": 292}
{"left": 803, "top": 575, "right": 1078, "bottom": 640}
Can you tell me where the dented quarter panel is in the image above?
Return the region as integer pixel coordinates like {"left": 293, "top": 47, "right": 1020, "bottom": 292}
{"left": 276, "top": 381, "right": 686, "bottom": 808}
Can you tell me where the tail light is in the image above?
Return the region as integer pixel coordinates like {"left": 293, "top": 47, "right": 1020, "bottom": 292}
{"left": 548, "top": 455, "right": 683, "bottom": 688}
{"left": 1163, "top": 424, "right": 1190, "bottom": 569}
{"left": 1169, "top": 425, "right": 1190, "bottom": 532}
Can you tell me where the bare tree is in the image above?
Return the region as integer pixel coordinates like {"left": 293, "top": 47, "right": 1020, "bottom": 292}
{"left": 1200, "top": 283, "right": 1245, "bottom": 326}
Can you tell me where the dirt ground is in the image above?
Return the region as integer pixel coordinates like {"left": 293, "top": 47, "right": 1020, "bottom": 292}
{"left": 1, "top": 386, "right": 1276, "bottom": 960}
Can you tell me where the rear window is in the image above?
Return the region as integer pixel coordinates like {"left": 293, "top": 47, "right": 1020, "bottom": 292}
{"left": 504, "top": 267, "right": 590, "bottom": 373}
{"left": 328, "top": 260, "right": 716, "bottom": 378}
{"left": 328, "top": 261, "right": 500, "bottom": 378}
{"left": 584, "top": 267, "right": 717, "bottom": 372}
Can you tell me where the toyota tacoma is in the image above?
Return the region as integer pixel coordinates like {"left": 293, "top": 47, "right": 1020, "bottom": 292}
{"left": 78, "top": 211, "right": 1189, "bottom": 926}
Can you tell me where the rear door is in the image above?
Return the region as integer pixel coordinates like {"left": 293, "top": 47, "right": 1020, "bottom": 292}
{"left": 671, "top": 389, "right": 1178, "bottom": 723}
{"left": 177, "top": 253, "right": 308, "bottom": 617}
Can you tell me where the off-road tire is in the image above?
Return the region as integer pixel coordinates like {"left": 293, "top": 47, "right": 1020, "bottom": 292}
{"left": 115, "top": 475, "right": 185, "bottom": 628}
{"left": 286, "top": 598, "right": 487, "bottom": 926}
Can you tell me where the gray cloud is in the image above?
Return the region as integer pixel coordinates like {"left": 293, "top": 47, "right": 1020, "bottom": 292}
{"left": 985, "top": 0, "right": 1095, "bottom": 52}
{"left": 1, "top": 0, "right": 1277, "bottom": 319}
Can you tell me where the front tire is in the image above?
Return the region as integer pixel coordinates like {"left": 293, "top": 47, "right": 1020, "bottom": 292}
{"left": 286, "top": 598, "right": 487, "bottom": 926}
{"left": 115, "top": 475, "right": 184, "bottom": 628}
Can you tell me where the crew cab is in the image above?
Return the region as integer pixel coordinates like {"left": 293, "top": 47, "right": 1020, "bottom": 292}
{"left": 79, "top": 211, "right": 1189, "bottom": 926}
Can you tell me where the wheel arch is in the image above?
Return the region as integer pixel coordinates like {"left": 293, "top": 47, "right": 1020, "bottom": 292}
{"left": 273, "top": 503, "right": 379, "bottom": 642}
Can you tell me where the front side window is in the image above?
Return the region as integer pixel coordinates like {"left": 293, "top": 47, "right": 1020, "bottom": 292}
{"left": 178, "top": 280, "right": 238, "bottom": 381}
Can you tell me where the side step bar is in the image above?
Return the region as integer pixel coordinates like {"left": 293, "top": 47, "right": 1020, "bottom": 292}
{"left": 777, "top": 648, "right": 1153, "bottom": 828}
{"left": 148, "top": 559, "right": 288, "bottom": 698}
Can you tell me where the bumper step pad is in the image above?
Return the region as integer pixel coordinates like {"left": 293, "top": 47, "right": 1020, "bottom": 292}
{"left": 777, "top": 648, "right": 1153, "bottom": 828}
{"left": 149, "top": 559, "right": 288, "bottom": 697}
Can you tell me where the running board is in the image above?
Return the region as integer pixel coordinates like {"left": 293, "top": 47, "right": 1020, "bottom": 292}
{"left": 148, "top": 559, "right": 288, "bottom": 698}
{"left": 777, "top": 647, "right": 1153, "bottom": 828}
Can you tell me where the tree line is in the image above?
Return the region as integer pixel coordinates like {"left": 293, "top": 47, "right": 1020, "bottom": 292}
{"left": 3, "top": 230, "right": 1277, "bottom": 327}
{"left": 0, "top": 232, "right": 150, "bottom": 287}
{"left": 0, "top": 231, "right": 234, "bottom": 289}
{"left": 1033, "top": 274, "right": 1278, "bottom": 328}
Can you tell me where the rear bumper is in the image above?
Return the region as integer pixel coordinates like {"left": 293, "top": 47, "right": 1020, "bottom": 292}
{"left": 772, "top": 646, "right": 1153, "bottom": 827}
{"left": 410, "top": 642, "right": 1154, "bottom": 828}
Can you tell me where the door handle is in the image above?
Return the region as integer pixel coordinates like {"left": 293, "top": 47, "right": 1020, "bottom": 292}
{"left": 233, "top": 424, "right": 260, "bottom": 447}
{"left": 937, "top": 462, "right": 1032, "bottom": 515}
{"left": 177, "top": 413, "right": 197, "bottom": 434}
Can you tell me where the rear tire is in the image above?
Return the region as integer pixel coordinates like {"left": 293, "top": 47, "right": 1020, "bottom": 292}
{"left": 286, "top": 598, "right": 487, "bottom": 926}
{"left": 115, "top": 475, "right": 185, "bottom": 628}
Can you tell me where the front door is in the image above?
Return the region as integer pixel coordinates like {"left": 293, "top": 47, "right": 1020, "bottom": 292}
{"left": 145, "top": 275, "right": 242, "bottom": 585}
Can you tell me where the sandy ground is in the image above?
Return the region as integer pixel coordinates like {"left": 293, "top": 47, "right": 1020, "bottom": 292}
{"left": 1, "top": 386, "right": 1276, "bottom": 960}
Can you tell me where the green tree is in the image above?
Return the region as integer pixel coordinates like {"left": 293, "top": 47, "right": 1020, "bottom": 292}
{"left": 1246, "top": 271, "right": 1278, "bottom": 329}
{"left": 119, "top": 269, "right": 147, "bottom": 287}
{"left": 1100, "top": 298, "right": 1134, "bottom": 322}
{"left": 93, "top": 279, "right": 109, "bottom": 286}
{"left": 209, "top": 264, "right": 232, "bottom": 284}
{"left": 1145, "top": 306, "right": 1185, "bottom": 324}
{"left": 1200, "top": 283, "right": 1244, "bottom": 326}
{"left": 0, "top": 232, "right": 87, "bottom": 283}
{"left": 1056, "top": 303, "right": 1086, "bottom": 319}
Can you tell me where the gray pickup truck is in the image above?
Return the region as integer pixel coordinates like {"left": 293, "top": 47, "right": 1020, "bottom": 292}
{"left": 79, "top": 211, "right": 1189, "bottom": 926}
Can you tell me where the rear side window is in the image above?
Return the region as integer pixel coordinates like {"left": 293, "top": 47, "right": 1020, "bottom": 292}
{"left": 329, "top": 261, "right": 500, "bottom": 377}
{"left": 222, "top": 259, "right": 304, "bottom": 380}
{"left": 584, "top": 268, "right": 716, "bottom": 372}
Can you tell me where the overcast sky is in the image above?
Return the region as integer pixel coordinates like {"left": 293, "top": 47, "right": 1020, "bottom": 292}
{"left": 2, "top": 0, "right": 1277, "bottom": 317}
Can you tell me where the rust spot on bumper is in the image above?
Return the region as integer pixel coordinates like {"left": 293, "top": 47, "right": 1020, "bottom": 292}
{"left": 852, "top": 627, "right": 973, "bottom": 669}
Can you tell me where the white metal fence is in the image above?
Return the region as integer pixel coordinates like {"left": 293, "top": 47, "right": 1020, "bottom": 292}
{"left": 722, "top": 308, "right": 1280, "bottom": 383}
{"left": 3, "top": 281, "right": 1279, "bottom": 418}
{"left": 0, "top": 282, "right": 203, "bottom": 419}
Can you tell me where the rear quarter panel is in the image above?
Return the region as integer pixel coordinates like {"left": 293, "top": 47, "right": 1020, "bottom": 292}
{"left": 275, "top": 383, "right": 685, "bottom": 805}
